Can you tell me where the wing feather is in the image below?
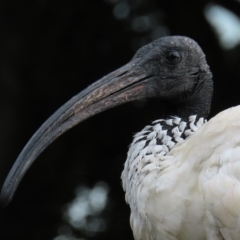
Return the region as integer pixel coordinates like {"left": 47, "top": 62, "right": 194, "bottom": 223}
{"left": 195, "top": 106, "right": 240, "bottom": 239}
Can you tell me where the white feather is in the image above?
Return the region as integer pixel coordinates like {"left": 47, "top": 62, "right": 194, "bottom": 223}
{"left": 122, "top": 106, "right": 240, "bottom": 240}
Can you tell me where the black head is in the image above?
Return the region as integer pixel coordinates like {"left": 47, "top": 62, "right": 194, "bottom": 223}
{"left": 132, "top": 36, "right": 213, "bottom": 117}
{"left": 0, "top": 36, "right": 213, "bottom": 205}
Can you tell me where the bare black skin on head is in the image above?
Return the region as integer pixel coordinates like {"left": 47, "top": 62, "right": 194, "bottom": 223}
{"left": 0, "top": 36, "right": 213, "bottom": 206}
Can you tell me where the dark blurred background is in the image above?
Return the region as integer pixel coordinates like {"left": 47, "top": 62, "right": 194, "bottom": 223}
{"left": 1, "top": 0, "right": 240, "bottom": 239}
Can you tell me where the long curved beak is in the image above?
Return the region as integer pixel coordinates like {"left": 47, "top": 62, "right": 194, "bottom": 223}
{"left": 1, "top": 59, "right": 155, "bottom": 206}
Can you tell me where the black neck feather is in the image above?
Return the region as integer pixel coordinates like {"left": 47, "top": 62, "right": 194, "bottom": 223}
{"left": 166, "top": 75, "right": 213, "bottom": 122}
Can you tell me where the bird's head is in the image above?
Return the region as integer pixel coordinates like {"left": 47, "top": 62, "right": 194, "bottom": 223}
{"left": 131, "top": 36, "right": 213, "bottom": 116}
{"left": 0, "top": 36, "right": 213, "bottom": 205}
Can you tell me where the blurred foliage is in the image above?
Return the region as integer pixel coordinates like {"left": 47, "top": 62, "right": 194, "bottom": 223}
{"left": 1, "top": 0, "right": 240, "bottom": 239}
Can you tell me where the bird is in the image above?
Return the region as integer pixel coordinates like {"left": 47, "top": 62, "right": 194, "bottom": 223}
{"left": 1, "top": 35, "right": 240, "bottom": 239}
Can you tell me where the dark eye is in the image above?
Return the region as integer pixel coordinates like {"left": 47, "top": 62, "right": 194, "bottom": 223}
{"left": 165, "top": 51, "right": 181, "bottom": 64}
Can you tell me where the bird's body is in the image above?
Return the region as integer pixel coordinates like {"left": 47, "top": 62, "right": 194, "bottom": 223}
{"left": 123, "top": 106, "right": 240, "bottom": 240}
{"left": 1, "top": 36, "right": 240, "bottom": 240}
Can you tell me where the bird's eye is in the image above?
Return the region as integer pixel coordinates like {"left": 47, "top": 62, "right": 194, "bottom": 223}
{"left": 165, "top": 51, "right": 181, "bottom": 64}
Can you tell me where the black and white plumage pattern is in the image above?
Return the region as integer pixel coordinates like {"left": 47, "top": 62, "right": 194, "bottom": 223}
{"left": 127, "top": 115, "right": 206, "bottom": 167}
{"left": 122, "top": 115, "right": 206, "bottom": 204}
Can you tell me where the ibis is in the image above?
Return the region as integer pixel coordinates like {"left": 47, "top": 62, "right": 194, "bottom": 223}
{"left": 2, "top": 36, "right": 240, "bottom": 239}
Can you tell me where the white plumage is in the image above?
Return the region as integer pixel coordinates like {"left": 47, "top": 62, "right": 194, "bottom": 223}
{"left": 122, "top": 106, "right": 240, "bottom": 240}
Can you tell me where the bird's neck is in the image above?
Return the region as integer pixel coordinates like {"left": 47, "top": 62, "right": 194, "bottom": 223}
{"left": 166, "top": 77, "right": 213, "bottom": 122}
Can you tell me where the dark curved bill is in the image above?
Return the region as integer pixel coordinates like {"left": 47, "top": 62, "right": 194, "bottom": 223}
{"left": 0, "top": 59, "right": 154, "bottom": 206}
